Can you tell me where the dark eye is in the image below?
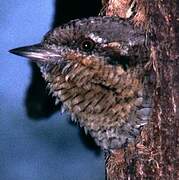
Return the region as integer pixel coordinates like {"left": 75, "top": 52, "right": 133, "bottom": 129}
{"left": 79, "top": 38, "right": 95, "bottom": 52}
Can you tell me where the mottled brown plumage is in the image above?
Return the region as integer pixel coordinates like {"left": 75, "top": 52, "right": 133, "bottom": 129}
{"left": 10, "top": 16, "right": 153, "bottom": 150}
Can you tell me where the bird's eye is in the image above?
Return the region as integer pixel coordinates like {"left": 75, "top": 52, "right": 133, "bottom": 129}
{"left": 79, "top": 38, "right": 95, "bottom": 52}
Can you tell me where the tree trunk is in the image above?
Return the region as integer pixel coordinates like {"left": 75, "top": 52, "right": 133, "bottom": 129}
{"left": 104, "top": 0, "right": 179, "bottom": 179}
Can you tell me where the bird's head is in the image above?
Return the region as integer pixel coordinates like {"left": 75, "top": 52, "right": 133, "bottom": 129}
{"left": 10, "top": 16, "right": 147, "bottom": 92}
{"left": 10, "top": 16, "right": 151, "bottom": 150}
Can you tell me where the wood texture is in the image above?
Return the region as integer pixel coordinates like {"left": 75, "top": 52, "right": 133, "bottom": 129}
{"left": 105, "top": 0, "right": 179, "bottom": 179}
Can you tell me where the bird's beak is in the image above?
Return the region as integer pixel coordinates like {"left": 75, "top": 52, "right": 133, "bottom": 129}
{"left": 9, "top": 44, "right": 61, "bottom": 63}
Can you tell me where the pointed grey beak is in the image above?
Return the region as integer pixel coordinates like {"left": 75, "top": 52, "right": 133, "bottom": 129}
{"left": 9, "top": 44, "right": 61, "bottom": 63}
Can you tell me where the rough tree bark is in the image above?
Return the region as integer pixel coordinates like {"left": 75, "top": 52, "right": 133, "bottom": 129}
{"left": 103, "top": 0, "right": 179, "bottom": 179}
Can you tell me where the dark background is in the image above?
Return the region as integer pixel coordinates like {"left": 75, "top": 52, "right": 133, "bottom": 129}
{"left": 0, "top": 0, "right": 104, "bottom": 179}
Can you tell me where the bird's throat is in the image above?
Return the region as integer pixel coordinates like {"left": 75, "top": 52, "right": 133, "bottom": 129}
{"left": 42, "top": 62, "right": 153, "bottom": 150}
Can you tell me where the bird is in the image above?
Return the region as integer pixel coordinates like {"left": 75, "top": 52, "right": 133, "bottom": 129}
{"left": 10, "top": 16, "right": 153, "bottom": 150}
